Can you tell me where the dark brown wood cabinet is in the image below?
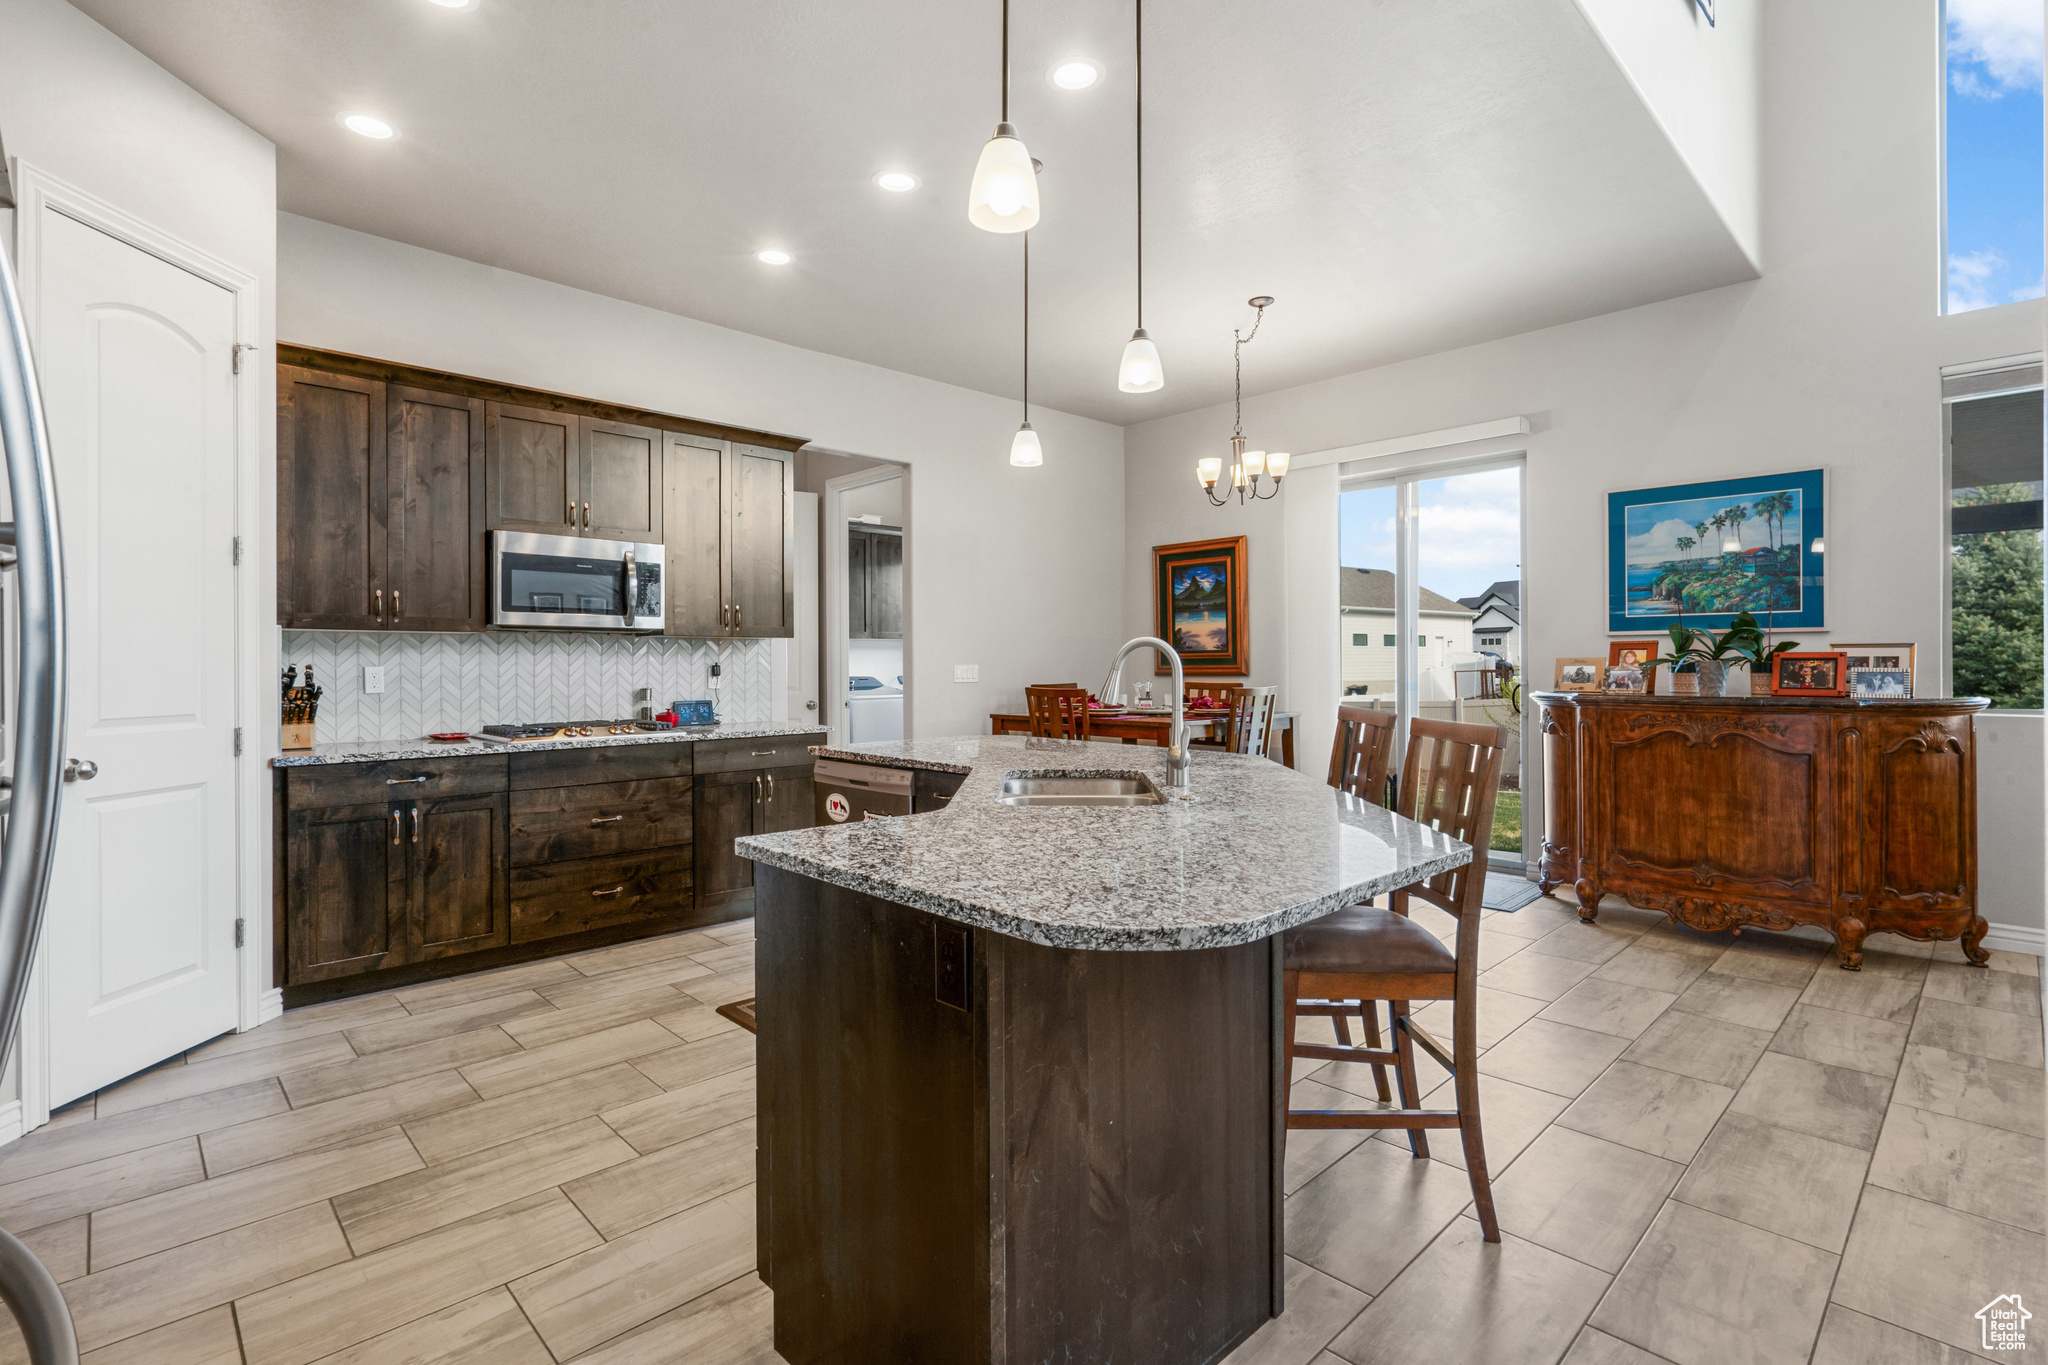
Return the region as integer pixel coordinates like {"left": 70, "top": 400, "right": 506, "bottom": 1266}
{"left": 848, "top": 526, "right": 903, "bottom": 640}
{"left": 662, "top": 437, "right": 796, "bottom": 640}
{"left": 276, "top": 733, "right": 823, "bottom": 1003}
{"left": 1536, "top": 693, "right": 1989, "bottom": 969}
{"left": 485, "top": 400, "right": 580, "bottom": 535}
{"left": 583, "top": 418, "right": 662, "bottom": 542}
{"left": 279, "top": 366, "right": 486, "bottom": 632}
{"left": 664, "top": 434, "right": 729, "bottom": 638}
{"left": 729, "top": 444, "right": 794, "bottom": 637}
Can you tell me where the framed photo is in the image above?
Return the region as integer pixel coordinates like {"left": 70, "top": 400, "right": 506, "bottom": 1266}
{"left": 1555, "top": 658, "right": 1605, "bottom": 692}
{"left": 1153, "top": 536, "right": 1248, "bottom": 675}
{"left": 1848, "top": 667, "right": 1913, "bottom": 699}
{"left": 1832, "top": 642, "right": 1916, "bottom": 696}
{"left": 1771, "top": 651, "right": 1849, "bottom": 697}
{"left": 1609, "top": 638, "right": 1662, "bottom": 696}
{"left": 1605, "top": 666, "right": 1647, "bottom": 694}
{"left": 1608, "top": 468, "right": 1825, "bottom": 631}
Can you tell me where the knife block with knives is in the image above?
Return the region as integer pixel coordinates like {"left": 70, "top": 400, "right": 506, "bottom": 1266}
{"left": 281, "top": 664, "right": 321, "bottom": 751}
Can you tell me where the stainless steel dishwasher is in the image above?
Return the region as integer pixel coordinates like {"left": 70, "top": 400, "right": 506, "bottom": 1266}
{"left": 814, "top": 758, "right": 913, "bottom": 824}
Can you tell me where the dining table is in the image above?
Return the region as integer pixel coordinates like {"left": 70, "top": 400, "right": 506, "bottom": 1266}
{"left": 988, "top": 706, "right": 1297, "bottom": 769}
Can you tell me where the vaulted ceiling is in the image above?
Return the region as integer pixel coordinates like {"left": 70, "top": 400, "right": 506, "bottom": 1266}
{"left": 73, "top": 0, "right": 1757, "bottom": 423}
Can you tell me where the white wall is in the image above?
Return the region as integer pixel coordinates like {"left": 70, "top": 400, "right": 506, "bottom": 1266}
{"left": 0, "top": 0, "right": 277, "bottom": 1122}
{"left": 1124, "top": 0, "right": 2045, "bottom": 940}
{"left": 1573, "top": 0, "right": 1760, "bottom": 268}
{"left": 279, "top": 214, "right": 1126, "bottom": 742}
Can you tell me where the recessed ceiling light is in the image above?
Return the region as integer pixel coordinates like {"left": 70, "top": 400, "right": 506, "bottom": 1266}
{"left": 756, "top": 249, "right": 792, "bottom": 265}
{"left": 874, "top": 171, "right": 919, "bottom": 193}
{"left": 427, "top": 0, "right": 478, "bottom": 7}
{"left": 339, "top": 113, "right": 396, "bottom": 140}
{"left": 1049, "top": 58, "right": 1103, "bottom": 91}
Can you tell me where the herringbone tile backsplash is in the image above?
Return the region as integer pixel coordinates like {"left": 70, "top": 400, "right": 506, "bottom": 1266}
{"left": 280, "top": 631, "right": 775, "bottom": 744}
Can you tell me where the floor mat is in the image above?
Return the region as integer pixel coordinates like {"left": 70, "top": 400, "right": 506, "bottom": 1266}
{"left": 1482, "top": 872, "right": 1544, "bottom": 912}
{"left": 717, "top": 997, "right": 757, "bottom": 1033}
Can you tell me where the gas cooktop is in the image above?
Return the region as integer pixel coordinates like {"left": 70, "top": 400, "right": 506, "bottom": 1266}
{"left": 479, "top": 719, "right": 676, "bottom": 741}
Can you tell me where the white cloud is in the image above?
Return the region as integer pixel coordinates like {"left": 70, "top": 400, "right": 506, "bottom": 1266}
{"left": 1948, "top": 0, "right": 2044, "bottom": 97}
{"left": 1626, "top": 518, "right": 1700, "bottom": 560}
{"left": 1948, "top": 249, "right": 2006, "bottom": 312}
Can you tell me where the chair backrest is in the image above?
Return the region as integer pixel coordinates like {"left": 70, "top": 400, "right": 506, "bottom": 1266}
{"left": 1226, "top": 686, "right": 1278, "bottom": 756}
{"left": 1329, "top": 705, "right": 1397, "bottom": 805}
{"left": 1184, "top": 682, "right": 1238, "bottom": 708}
{"left": 1395, "top": 716, "right": 1507, "bottom": 921}
{"left": 1024, "top": 685, "right": 1091, "bottom": 740}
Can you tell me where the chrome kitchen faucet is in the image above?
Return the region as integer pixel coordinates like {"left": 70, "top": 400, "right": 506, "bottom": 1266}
{"left": 1098, "top": 637, "right": 1191, "bottom": 793}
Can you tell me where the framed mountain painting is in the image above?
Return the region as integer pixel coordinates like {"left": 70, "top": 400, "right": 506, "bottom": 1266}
{"left": 1608, "top": 469, "right": 1826, "bottom": 631}
{"left": 1153, "top": 536, "right": 1249, "bottom": 675}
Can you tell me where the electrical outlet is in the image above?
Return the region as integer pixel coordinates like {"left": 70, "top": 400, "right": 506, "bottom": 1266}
{"left": 954, "top": 664, "right": 979, "bottom": 683}
{"left": 363, "top": 666, "right": 387, "bottom": 695}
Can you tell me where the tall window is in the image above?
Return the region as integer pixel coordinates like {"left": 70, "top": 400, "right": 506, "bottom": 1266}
{"left": 1947, "top": 372, "right": 2043, "bottom": 708}
{"left": 1943, "top": 2, "right": 2044, "bottom": 313}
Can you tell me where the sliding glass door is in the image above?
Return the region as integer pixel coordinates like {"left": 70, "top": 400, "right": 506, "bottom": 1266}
{"left": 1340, "top": 458, "right": 1526, "bottom": 867}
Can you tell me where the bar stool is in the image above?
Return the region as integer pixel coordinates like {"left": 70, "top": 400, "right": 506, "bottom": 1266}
{"left": 1024, "top": 685, "right": 1091, "bottom": 740}
{"left": 1283, "top": 716, "right": 1508, "bottom": 1241}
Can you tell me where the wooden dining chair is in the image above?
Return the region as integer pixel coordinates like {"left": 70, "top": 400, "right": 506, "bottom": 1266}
{"left": 1024, "top": 685, "right": 1092, "bottom": 740}
{"left": 1187, "top": 683, "right": 1241, "bottom": 751}
{"left": 1282, "top": 715, "right": 1508, "bottom": 1241}
{"left": 1328, "top": 704, "right": 1398, "bottom": 806}
{"left": 1224, "top": 686, "right": 1278, "bottom": 757}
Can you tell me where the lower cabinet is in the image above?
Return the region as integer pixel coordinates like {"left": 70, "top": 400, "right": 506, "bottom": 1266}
{"left": 277, "top": 733, "right": 823, "bottom": 999}
{"left": 695, "top": 766, "right": 815, "bottom": 913}
{"left": 285, "top": 792, "right": 509, "bottom": 984}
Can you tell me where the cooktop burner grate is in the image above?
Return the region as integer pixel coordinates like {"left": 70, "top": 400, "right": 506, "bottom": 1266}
{"left": 479, "top": 719, "right": 676, "bottom": 740}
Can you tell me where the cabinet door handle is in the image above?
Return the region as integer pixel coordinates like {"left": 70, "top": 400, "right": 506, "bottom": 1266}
{"left": 387, "top": 775, "right": 431, "bottom": 785}
{"left": 750, "top": 750, "right": 778, "bottom": 756}
{"left": 583, "top": 501, "right": 590, "bottom": 529}
{"left": 734, "top": 602, "right": 742, "bottom": 631}
{"left": 392, "top": 589, "right": 401, "bottom": 619}
{"left": 754, "top": 775, "right": 763, "bottom": 804}
{"left": 373, "top": 589, "right": 384, "bottom": 622}
{"left": 764, "top": 773, "right": 775, "bottom": 803}
{"left": 592, "top": 885, "right": 626, "bottom": 899}
{"left": 568, "top": 499, "right": 576, "bottom": 524}
{"left": 391, "top": 809, "right": 402, "bottom": 845}
{"left": 589, "top": 814, "right": 623, "bottom": 825}
{"left": 411, "top": 806, "right": 421, "bottom": 843}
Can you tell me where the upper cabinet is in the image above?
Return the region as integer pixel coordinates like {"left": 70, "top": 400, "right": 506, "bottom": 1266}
{"left": 662, "top": 438, "right": 795, "bottom": 640}
{"left": 277, "top": 347, "right": 804, "bottom": 637}
{"left": 849, "top": 526, "right": 903, "bottom": 640}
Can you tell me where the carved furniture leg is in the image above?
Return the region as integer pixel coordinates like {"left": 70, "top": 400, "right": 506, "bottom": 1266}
{"left": 1961, "top": 915, "right": 1991, "bottom": 967}
{"left": 1834, "top": 916, "right": 1866, "bottom": 971}
{"left": 1573, "top": 880, "right": 1602, "bottom": 924}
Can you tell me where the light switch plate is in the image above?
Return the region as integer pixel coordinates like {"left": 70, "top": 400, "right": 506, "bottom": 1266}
{"left": 363, "top": 666, "right": 387, "bottom": 695}
{"left": 954, "top": 664, "right": 979, "bottom": 683}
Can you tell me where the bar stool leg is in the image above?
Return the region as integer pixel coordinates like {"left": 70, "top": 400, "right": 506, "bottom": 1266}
{"left": 1389, "top": 1001, "right": 1428, "bottom": 1159}
{"left": 1454, "top": 1044, "right": 1499, "bottom": 1241}
{"left": 1357, "top": 1001, "right": 1393, "bottom": 1103}
{"left": 1279, "top": 973, "right": 1301, "bottom": 1162}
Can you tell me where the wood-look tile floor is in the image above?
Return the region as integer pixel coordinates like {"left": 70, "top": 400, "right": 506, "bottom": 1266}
{"left": 0, "top": 902, "right": 2038, "bottom": 1364}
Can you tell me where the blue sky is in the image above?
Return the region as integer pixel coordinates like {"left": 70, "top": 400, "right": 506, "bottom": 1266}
{"left": 1339, "top": 467, "right": 1520, "bottom": 603}
{"left": 1946, "top": 0, "right": 2044, "bottom": 312}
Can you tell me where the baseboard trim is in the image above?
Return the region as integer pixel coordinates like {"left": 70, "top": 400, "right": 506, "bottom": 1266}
{"left": 0, "top": 1101, "right": 26, "bottom": 1147}
{"left": 1982, "top": 922, "right": 2046, "bottom": 959}
{"left": 255, "top": 988, "right": 284, "bottom": 1027}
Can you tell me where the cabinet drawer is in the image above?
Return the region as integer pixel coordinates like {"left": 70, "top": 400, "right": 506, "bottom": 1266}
{"left": 510, "top": 777, "right": 693, "bottom": 865}
{"left": 509, "top": 742, "right": 694, "bottom": 790}
{"left": 289, "top": 756, "right": 508, "bottom": 809}
{"left": 510, "top": 847, "right": 694, "bottom": 944}
{"left": 692, "top": 732, "right": 823, "bottom": 774}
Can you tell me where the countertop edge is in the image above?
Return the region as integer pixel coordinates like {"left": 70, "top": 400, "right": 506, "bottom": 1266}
{"left": 274, "top": 724, "right": 829, "bottom": 767}
{"left": 807, "top": 744, "right": 972, "bottom": 775}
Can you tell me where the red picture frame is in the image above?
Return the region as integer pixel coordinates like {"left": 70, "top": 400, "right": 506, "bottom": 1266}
{"left": 1771, "top": 651, "right": 1849, "bottom": 697}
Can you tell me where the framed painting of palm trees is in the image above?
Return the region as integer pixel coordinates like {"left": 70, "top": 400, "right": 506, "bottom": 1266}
{"left": 1607, "top": 469, "right": 1826, "bottom": 631}
{"left": 1153, "top": 536, "right": 1249, "bottom": 675}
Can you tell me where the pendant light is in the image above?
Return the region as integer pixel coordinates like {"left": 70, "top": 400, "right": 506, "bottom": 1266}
{"left": 1197, "top": 297, "right": 1289, "bottom": 505}
{"left": 1117, "top": 0, "right": 1163, "bottom": 393}
{"left": 1010, "top": 233, "right": 1043, "bottom": 465}
{"left": 967, "top": 0, "right": 1040, "bottom": 233}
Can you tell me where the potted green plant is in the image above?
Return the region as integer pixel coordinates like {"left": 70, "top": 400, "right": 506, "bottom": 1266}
{"left": 1652, "top": 612, "right": 1799, "bottom": 697}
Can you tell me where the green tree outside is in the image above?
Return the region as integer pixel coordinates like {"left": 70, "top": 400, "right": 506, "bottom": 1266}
{"left": 1952, "top": 482, "right": 2045, "bottom": 709}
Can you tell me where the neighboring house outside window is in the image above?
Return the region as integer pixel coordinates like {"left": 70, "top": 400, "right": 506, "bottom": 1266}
{"left": 1338, "top": 566, "right": 1478, "bottom": 695}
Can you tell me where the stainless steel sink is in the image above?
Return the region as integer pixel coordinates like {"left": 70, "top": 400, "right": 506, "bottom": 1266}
{"left": 995, "top": 773, "right": 1166, "bottom": 807}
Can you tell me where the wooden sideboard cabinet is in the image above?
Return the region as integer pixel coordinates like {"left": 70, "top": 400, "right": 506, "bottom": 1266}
{"left": 1535, "top": 693, "right": 1990, "bottom": 970}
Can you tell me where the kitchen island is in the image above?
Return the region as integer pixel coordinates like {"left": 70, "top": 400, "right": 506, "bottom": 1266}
{"left": 737, "top": 735, "right": 1470, "bottom": 1365}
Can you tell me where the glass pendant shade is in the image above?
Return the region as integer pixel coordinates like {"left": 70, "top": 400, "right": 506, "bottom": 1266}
{"left": 1118, "top": 329, "right": 1164, "bottom": 392}
{"left": 1267, "top": 451, "right": 1291, "bottom": 479}
{"left": 1010, "top": 422, "right": 1043, "bottom": 467}
{"left": 1196, "top": 457, "right": 1222, "bottom": 487}
{"left": 1810, "top": 535, "right": 1826, "bottom": 554}
{"left": 968, "top": 124, "right": 1040, "bottom": 233}
{"left": 1241, "top": 450, "right": 1265, "bottom": 478}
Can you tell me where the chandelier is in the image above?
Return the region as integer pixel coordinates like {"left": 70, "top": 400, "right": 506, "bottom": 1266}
{"left": 1197, "top": 297, "right": 1289, "bottom": 504}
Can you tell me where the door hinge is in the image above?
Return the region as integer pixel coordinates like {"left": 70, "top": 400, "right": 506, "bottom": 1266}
{"left": 234, "top": 918, "right": 245, "bottom": 948}
{"left": 233, "top": 535, "right": 243, "bottom": 565}
{"left": 234, "top": 727, "right": 243, "bottom": 757}
{"left": 232, "top": 343, "right": 258, "bottom": 374}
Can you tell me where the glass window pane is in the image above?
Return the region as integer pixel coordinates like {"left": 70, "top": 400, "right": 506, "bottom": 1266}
{"left": 1944, "top": 3, "right": 2044, "bottom": 313}
{"left": 1338, "top": 485, "right": 1398, "bottom": 699}
{"left": 1950, "top": 389, "right": 2045, "bottom": 708}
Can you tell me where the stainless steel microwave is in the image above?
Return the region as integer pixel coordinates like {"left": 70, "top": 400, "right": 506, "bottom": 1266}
{"left": 490, "top": 530, "right": 664, "bottom": 632}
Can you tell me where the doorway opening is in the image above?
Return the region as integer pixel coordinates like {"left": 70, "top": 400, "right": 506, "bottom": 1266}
{"left": 1340, "top": 458, "right": 1526, "bottom": 867}
{"left": 810, "top": 460, "right": 908, "bottom": 746}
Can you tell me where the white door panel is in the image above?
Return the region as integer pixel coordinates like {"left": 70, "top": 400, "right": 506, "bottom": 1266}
{"left": 36, "top": 208, "right": 240, "bottom": 1104}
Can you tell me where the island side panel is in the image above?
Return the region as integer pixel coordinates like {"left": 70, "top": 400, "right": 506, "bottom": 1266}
{"left": 994, "top": 932, "right": 1278, "bottom": 1364}
{"left": 756, "top": 865, "right": 992, "bottom": 1365}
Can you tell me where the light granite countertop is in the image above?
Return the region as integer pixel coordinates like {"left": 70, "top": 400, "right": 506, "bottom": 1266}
{"left": 739, "top": 734, "right": 1471, "bottom": 951}
{"left": 272, "top": 723, "right": 827, "bottom": 767}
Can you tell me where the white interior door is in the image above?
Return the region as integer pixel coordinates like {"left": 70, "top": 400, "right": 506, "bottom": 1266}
{"left": 790, "top": 491, "right": 820, "bottom": 725}
{"left": 35, "top": 207, "right": 241, "bottom": 1104}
